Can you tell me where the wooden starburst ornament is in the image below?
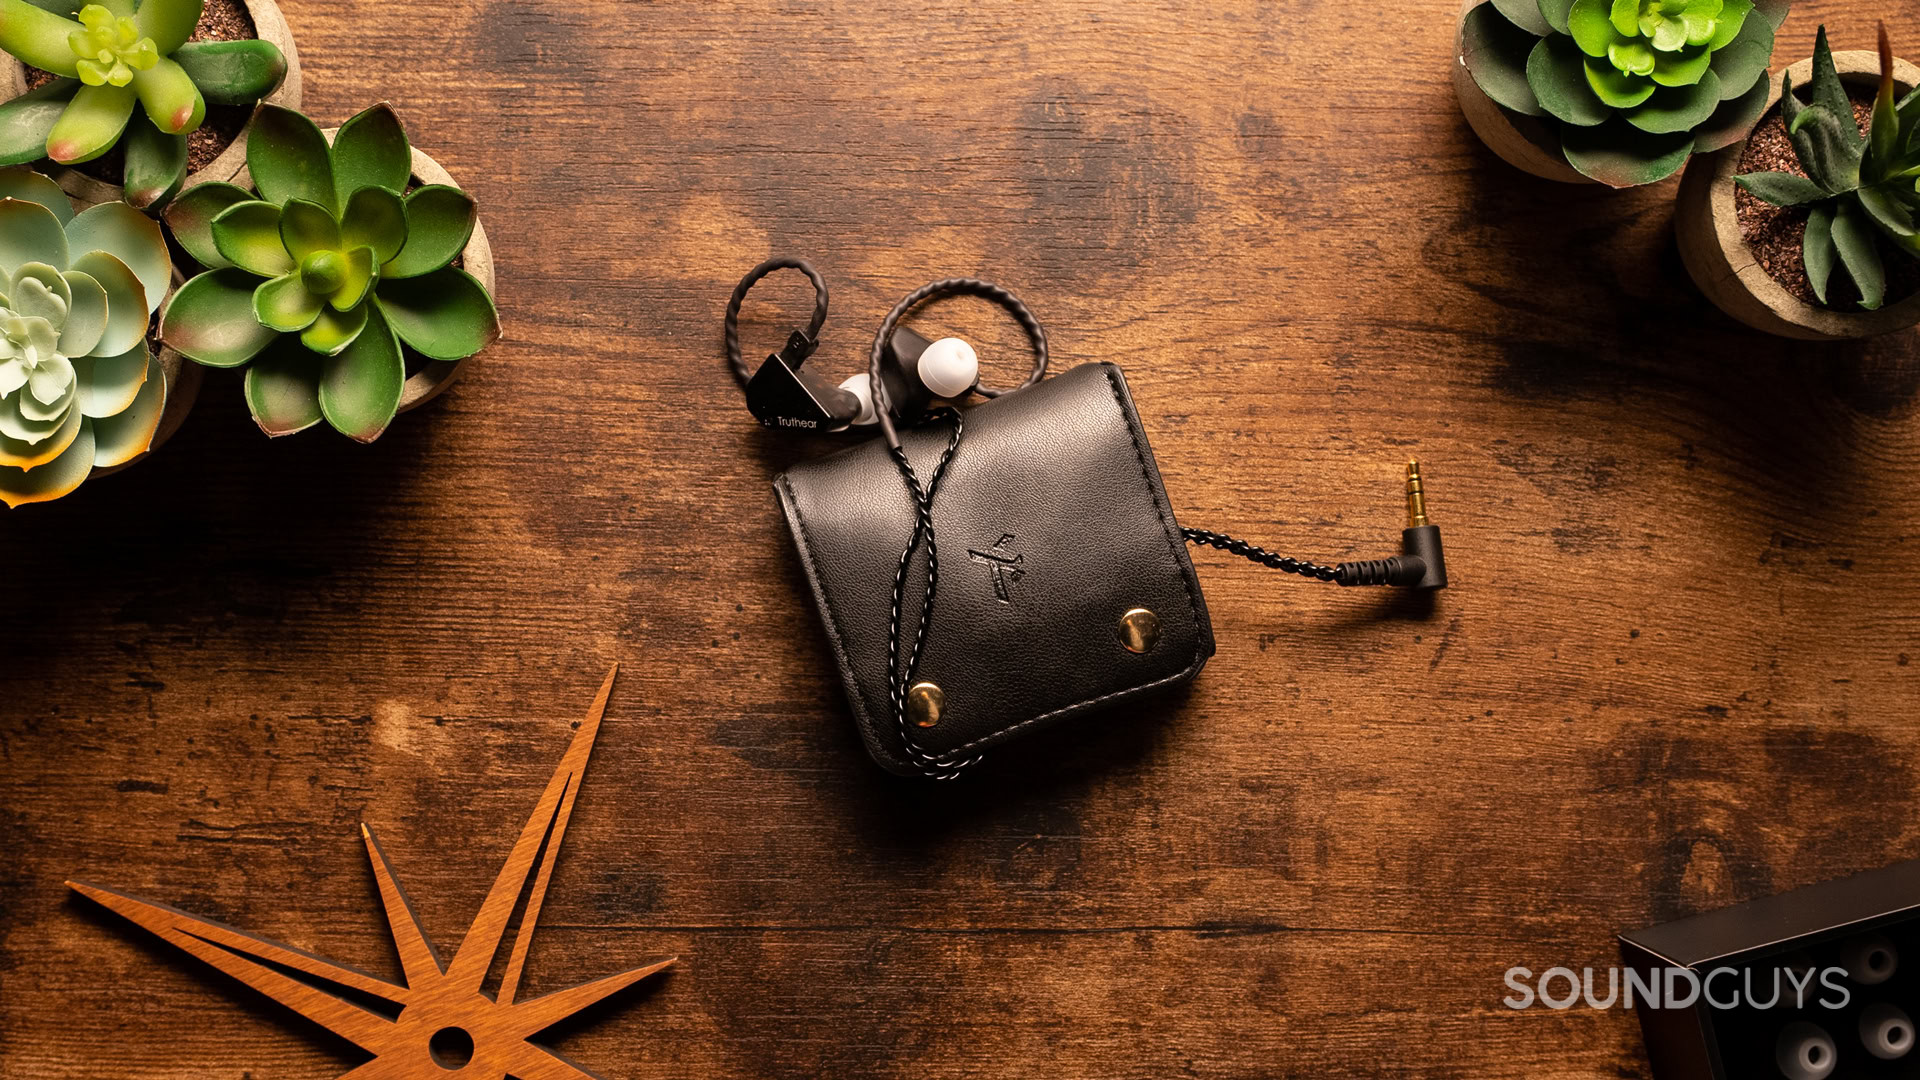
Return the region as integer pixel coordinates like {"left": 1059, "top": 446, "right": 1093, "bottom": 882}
{"left": 67, "top": 667, "right": 673, "bottom": 1079}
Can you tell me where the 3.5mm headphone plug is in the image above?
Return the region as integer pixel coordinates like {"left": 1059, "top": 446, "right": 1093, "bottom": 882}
{"left": 1330, "top": 460, "right": 1448, "bottom": 589}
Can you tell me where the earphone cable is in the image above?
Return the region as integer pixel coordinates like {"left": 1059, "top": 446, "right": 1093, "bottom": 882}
{"left": 884, "top": 410, "right": 979, "bottom": 780}
{"left": 866, "top": 281, "right": 1047, "bottom": 780}
{"left": 1180, "top": 457, "right": 1449, "bottom": 590}
{"left": 1179, "top": 528, "right": 1341, "bottom": 581}
{"left": 724, "top": 256, "right": 830, "bottom": 388}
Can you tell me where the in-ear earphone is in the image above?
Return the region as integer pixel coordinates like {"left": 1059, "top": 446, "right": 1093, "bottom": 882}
{"left": 839, "top": 326, "right": 981, "bottom": 428}
{"left": 723, "top": 257, "right": 849, "bottom": 431}
{"left": 724, "top": 257, "right": 1012, "bottom": 433}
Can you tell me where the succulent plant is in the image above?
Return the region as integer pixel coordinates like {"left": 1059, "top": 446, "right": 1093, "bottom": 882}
{"left": 0, "top": 166, "right": 172, "bottom": 506}
{"left": 1735, "top": 26, "right": 1920, "bottom": 311}
{"left": 160, "top": 103, "right": 497, "bottom": 442}
{"left": 0, "top": 0, "right": 287, "bottom": 209}
{"left": 1461, "top": 0, "right": 1786, "bottom": 185}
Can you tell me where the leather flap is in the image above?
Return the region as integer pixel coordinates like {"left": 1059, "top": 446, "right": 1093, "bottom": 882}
{"left": 774, "top": 362, "right": 1214, "bottom": 775}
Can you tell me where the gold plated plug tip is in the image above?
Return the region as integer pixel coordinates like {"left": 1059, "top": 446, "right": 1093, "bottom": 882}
{"left": 1405, "top": 459, "right": 1428, "bottom": 528}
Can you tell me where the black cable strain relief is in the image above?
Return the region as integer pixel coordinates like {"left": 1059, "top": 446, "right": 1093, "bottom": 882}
{"left": 1335, "top": 557, "right": 1397, "bottom": 586}
{"left": 1335, "top": 556, "right": 1426, "bottom": 587}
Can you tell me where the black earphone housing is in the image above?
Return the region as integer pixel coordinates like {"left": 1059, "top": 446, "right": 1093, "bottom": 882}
{"left": 746, "top": 327, "right": 939, "bottom": 432}
{"left": 879, "top": 325, "right": 936, "bottom": 420}
{"left": 745, "top": 331, "right": 863, "bottom": 431}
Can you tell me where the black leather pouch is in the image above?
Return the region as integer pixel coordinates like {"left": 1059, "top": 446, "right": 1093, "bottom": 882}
{"left": 774, "top": 362, "right": 1214, "bottom": 775}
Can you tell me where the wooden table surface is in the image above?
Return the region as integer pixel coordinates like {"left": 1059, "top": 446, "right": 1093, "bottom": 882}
{"left": 6, "top": 1, "right": 1920, "bottom": 1077}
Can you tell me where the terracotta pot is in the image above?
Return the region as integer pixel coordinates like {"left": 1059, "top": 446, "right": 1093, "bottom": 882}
{"left": 0, "top": 0, "right": 302, "bottom": 208}
{"left": 226, "top": 132, "right": 497, "bottom": 414}
{"left": 1452, "top": 0, "right": 1593, "bottom": 185}
{"left": 1676, "top": 51, "right": 1920, "bottom": 340}
{"left": 93, "top": 268, "right": 203, "bottom": 478}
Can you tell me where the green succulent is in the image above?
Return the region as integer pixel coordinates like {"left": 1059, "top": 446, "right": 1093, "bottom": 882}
{"left": 1461, "top": 0, "right": 1785, "bottom": 185}
{"left": 1735, "top": 26, "right": 1920, "bottom": 311}
{"left": 160, "top": 103, "right": 498, "bottom": 442}
{"left": 0, "top": 0, "right": 287, "bottom": 209}
{"left": 0, "top": 166, "right": 172, "bottom": 507}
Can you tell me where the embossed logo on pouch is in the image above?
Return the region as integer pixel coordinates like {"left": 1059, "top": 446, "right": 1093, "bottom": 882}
{"left": 968, "top": 533, "right": 1024, "bottom": 604}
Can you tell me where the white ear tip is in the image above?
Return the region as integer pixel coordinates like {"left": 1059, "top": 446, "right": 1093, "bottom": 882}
{"left": 1861, "top": 1003, "right": 1915, "bottom": 1060}
{"left": 917, "top": 337, "right": 979, "bottom": 399}
{"left": 1842, "top": 935, "right": 1898, "bottom": 985}
{"left": 1777, "top": 1022, "right": 1837, "bottom": 1080}
{"left": 837, "top": 373, "right": 877, "bottom": 426}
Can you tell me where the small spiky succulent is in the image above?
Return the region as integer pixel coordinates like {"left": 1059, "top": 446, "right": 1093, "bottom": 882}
{"left": 1735, "top": 26, "right": 1920, "bottom": 311}
{"left": 160, "top": 103, "right": 497, "bottom": 442}
{"left": 1461, "top": 0, "right": 1785, "bottom": 185}
{"left": 0, "top": 0, "right": 287, "bottom": 209}
{"left": 0, "top": 166, "right": 171, "bottom": 507}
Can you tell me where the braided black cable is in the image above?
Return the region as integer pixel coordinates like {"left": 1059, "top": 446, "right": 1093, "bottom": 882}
{"left": 884, "top": 410, "right": 979, "bottom": 780}
{"left": 1181, "top": 527, "right": 1341, "bottom": 582}
{"left": 867, "top": 277, "right": 1048, "bottom": 779}
{"left": 724, "top": 257, "right": 830, "bottom": 388}
{"left": 869, "top": 277, "right": 1047, "bottom": 452}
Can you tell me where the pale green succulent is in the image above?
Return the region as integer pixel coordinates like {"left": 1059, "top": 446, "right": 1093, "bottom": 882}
{"left": 0, "top": 166, "right": 171, "bottom": 507}
{"left": 0, "top": 0, "right": 288, "bottom": 210}
{"left": 1596, "top": 0, "right": 1728, "bottom": 77}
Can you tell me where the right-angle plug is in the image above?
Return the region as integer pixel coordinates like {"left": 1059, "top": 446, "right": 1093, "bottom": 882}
{"left": 1333, "top": 459, "right": 1449, "bottom": 589}
{"left": 1398, "top": 459, "right": 1448, "bottom": 590}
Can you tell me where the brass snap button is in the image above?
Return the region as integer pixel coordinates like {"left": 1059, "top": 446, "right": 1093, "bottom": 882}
{"left": 906, "top": 681, "right": 945, "bottom": 727}
{"left": 1117, "top": 607, "right": 1160, "bottom": 654}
